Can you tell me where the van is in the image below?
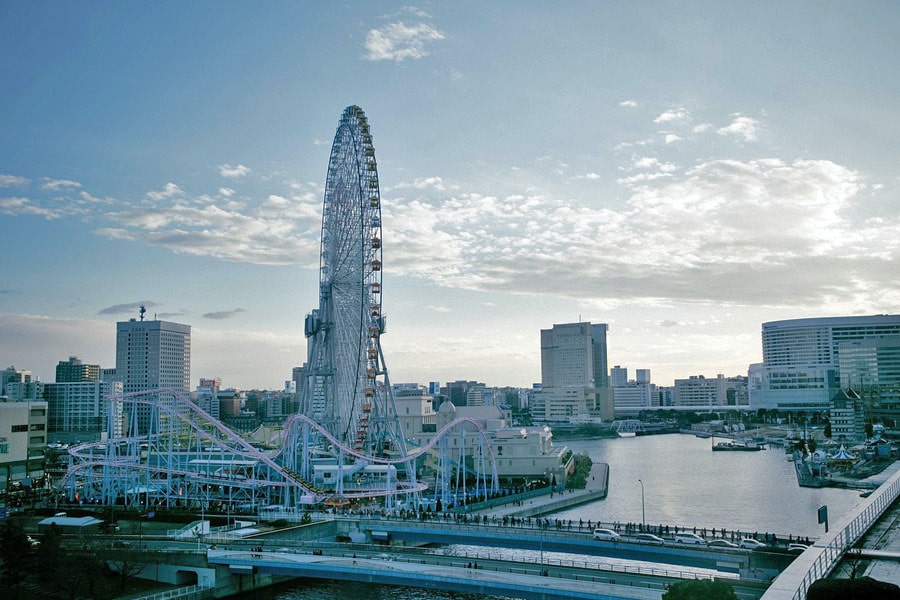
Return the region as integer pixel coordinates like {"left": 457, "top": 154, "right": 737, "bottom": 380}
{"left": 675, "top": 533, "right": 705, "bottom": 545}
{"left": 593, "top": 528, "right": 621, "bottom": 541}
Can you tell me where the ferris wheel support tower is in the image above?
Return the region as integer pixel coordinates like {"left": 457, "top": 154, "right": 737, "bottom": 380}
{"left": 300, "top": 105, "right": 410, "bottom": 466}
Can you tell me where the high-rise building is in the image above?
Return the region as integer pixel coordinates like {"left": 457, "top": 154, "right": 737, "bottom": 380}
{"left": 116, "top": 316, "right": 191, "bottom": 434}
{"left": 55, "top": 356, "right": 100, "bottom": 383}
{"left": 749, "top": 315, "right": 900, "bottom": 412}
{"left": 838, "top": 336, "right": 900, "bottom": 423}
{"left": 535, "top": 322, "right": 613, "bottom": 424}
{"left": 45, "top": 380, "right": 123, "bottom": 443}
{"left": 1, "top": 366, "right": 31, "bottom": 397}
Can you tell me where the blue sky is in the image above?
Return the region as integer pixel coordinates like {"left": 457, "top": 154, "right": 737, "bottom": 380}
{"left": 2, "top": 2, "right": 899, "bottom": 390}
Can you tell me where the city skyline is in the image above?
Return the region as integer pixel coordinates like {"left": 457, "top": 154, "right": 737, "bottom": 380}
{"left": 2, "top": 3, "right": 899, "bottom": 389}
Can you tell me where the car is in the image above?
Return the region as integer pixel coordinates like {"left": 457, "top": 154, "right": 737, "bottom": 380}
{"left": 739, "top": 538, "right": 767, "bottom": 549}
{"left": 707, "top": 539, "right": 739, "bottom": 549}
{"left": 633, "top": 533, "right": 665, "bottom": 545}
{"left": 675, "top": 533, "right": 706, "bottom": 545}
{"left": 788, "top": 543, "right": 809, "bottom": 552}
{"left": 592, "top": 528, "right": 621, "bottom": 541}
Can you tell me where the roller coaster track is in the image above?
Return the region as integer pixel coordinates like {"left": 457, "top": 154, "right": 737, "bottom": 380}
{"left": 61, "top": 388, "right": 499, "bottom": 508}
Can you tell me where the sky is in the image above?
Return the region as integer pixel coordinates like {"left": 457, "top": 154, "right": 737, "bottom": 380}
{"left": 1, "top": 2, "right": 899, "bottom": 390}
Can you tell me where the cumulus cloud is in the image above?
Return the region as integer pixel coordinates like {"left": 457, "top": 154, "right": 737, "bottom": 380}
{"left": 654, "top": 108, "right": 690, "bottom": 123}
{"left": 0, "top": 196, "right": 63, "bottom": 219}
{"left": 218, "top": 164, "right": 251, "bottom": 178}
{"left": 379, "top": 156, "right": 899, "bottom": 313}
{"left": 364, "top": 22, "right": 445, "bottom": 62}
{"left": 619, "top": 100, "right": 638, "bottom": 108}
{"left": 146, "top": 182, "right": 183, "bottom": 201}
{"left": 40, "top": 178, "right": 81, "bottom": 190}
{"left": 0, "top": 174, "right": 29, "bottom": 186}
{"left": 718, "top": 115, "right": 760, "bottom": 142}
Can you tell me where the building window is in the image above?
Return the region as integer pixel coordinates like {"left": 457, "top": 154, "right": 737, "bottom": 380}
{"left": 11, "top": 425, "right": 27, "bottom": 433}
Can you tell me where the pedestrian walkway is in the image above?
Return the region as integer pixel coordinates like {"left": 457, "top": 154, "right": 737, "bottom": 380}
{"left": 473, "top": 463, "right": 610, "bottom": 520}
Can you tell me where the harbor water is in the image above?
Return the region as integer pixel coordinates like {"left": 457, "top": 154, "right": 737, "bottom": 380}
{"left": 238, "top": 433, "right": 866, "bottom": 599}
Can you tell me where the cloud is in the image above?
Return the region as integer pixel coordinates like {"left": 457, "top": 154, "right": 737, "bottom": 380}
{"left": 0, "top": 196, "right": 63, "bottom": 219}
{"left": 364, "top": 22, "right": 445, "bottom": 62}
{"left": 97, "top": 301, "right": 161, "bottom": 316}
{"left": 218, "top": 164, "right": 251, "bottom": 178}
{"left": 619, "top": 100, "right": 638, "bottom": 108}
{"left": 146, "top": 182, "right": 183, "bottom": 201}
{"left": 202, "top": 308, "right": 245, "bottom": 320}
{"left": 40, "top": 178, "right": 81, "bottom": 191}
{"left": 654, "top": 108, "right": 690, "bottom": 123}
{"left": 664, "top": 134, "right": 681, "bottom": 144}
{"left": 718, "top": 115, "right": 760, "bottom": 142}
{"left": 0, "top": 174, "right": 29, "bottom": 187}
{"left": 379, "top": 157, "right": 899, "bottom": 315}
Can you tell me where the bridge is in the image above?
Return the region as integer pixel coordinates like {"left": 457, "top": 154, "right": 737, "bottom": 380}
{"left": 113, "top": 470, "right": 900, "bottom": 600}
{"left": 205, "top": 543, "right": 761, "bottom": 600}
{"left": 761, "top": 465, "right": 900, "bottom": 599}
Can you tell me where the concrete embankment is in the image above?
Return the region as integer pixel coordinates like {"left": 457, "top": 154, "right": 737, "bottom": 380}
{"left": 476, "top": 462, "right": 609, "bottom": 519}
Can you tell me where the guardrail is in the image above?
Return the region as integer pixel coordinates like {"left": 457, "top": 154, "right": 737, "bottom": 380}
{"left": 128, "top": 582, "right": 214, "bottom": 600}
{"left": 762, "top": 466, "right": 900, "bottom": 600}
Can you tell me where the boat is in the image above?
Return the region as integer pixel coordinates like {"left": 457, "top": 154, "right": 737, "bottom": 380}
{"left": 713, "top": 441, "right": 764, "bottom": 451}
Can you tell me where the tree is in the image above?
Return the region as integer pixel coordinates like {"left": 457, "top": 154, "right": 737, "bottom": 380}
{"left": 824, "top": 422, "right": 832, "bottom": 438}
{"left": 807, "top": 576, "right": 900, "bottom": 599}
{"left": 0, "top": 519, "right": 33, "bottom": 598}
{"left": 808, "top": 438, "right": 818, "bottom": 454}
{"left": 662, "top": 579, "right": 738, "bottom": 600}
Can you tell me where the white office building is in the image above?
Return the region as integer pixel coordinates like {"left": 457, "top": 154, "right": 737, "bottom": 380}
{"left": 749, "top": 315, "right": 900, "bottom": 412}
{"left": 115, "top": 316, "right": 191, "bottom": 434}
{"left": 535, "top": 322, "right": 613, "bottom": 423}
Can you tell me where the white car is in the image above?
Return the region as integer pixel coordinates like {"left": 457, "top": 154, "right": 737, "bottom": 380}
{"left": 707, "top": 539, "right": 739, "bottom": 549}
{"left": 592, "top": 528, "right": 621, "bottom": 541}
{"left": 788, "top": 543, "right": 809, "bottom": 552}
{"left": 739, "top": 538, "right": 767, "bottom": 549}
{"left": 633, "top": 533, "right": 665, "bottom": 545}
{"left": 675, "top": 533, "right": 706, "bottom": 545}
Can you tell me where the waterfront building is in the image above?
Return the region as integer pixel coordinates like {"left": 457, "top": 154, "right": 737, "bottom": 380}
{"left": 829, "top": 389, "right": 866, "bottom": 445}
{"left": 749, "top": 314, "right": 900, "bottom": 413}
{"left": 0, "top": 399, "right": 48, "bottom": 491}
{"left": 115, "top": 315, "right": 191, "bottom": 434}
{"left": 837, "top": 336, "right": 900, "bottom": 424}
{"left": 433, "top": 400, "right": 571, "bottom": 484}
{"left": 536, "top": 321, "right": 613, "bottom": 424}
{"left": 45, "top": 380, "right": 123, "bottom": 443}
{"left": 673, "top": 374, "right": 727, "bottom": 409}
{"left": 55, "top": 356, "right": 100, "bottom": 383}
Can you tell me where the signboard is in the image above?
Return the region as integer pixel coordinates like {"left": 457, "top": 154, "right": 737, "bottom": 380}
{"left": 818, "top": 505, "right": 829, "bottom": 532}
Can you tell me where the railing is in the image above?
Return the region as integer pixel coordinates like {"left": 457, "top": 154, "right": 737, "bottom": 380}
{"left": 763, "top": 466, "right": 900, "bottom": 600}
{"left": 127, "top": 582, "right": 214, "bottom": 600}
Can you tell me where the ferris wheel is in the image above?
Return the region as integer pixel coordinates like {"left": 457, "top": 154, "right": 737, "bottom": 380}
{"left": 302, "top": 105, "right": 405, "bottom": 458}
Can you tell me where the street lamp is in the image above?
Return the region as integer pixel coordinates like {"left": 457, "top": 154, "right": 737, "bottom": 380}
{"left": 638, "top": 479, "right": 645, "bottom": 530}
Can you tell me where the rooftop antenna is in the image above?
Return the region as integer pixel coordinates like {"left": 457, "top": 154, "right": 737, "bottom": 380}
{"left": 139, "top": 305, "right": 146, "bottom": 321}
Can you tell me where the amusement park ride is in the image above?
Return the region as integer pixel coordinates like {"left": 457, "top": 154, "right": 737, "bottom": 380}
{"left": 60, "top": 106, "right": 499, "bottom": 513}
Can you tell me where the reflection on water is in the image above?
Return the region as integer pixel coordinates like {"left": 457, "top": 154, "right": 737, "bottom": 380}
{"left": 557, "top": 434, "right": 862, "bottom": 537}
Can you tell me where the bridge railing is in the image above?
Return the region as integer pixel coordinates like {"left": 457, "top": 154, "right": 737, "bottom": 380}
{"left": 763, "top": 465, "right": 900, "bottom": 600}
